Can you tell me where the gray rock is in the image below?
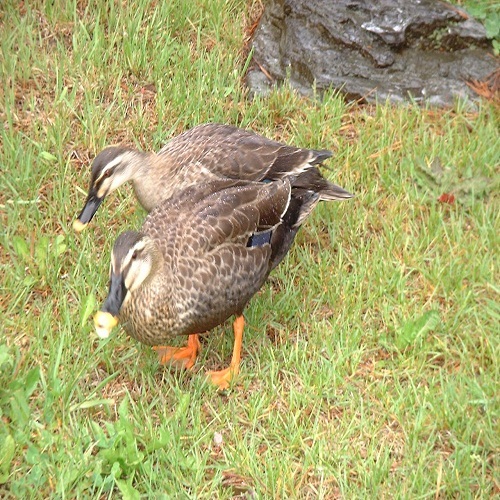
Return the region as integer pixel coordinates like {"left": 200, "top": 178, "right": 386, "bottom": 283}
{"left": 248, "top": 0, "right": 497, "bottom": 106}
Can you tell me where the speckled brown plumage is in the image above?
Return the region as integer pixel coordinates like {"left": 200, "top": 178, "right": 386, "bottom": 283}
{"left": 102, "top": 180, "right": 291, "bottom": 346}
{"left": 75, "top": 123, "right": 352, "bottom": 228}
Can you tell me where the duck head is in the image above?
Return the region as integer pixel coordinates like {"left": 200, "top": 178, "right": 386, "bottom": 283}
{"left": 74, "top": 147, "right": 140, "bottom": 232}
{"left": 94, "top": 230, "right": 158, "bottom": 338}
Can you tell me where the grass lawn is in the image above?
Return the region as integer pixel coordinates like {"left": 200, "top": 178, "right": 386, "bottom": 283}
{"left": 0, "top": 0, "right": 498, "bottom": 497}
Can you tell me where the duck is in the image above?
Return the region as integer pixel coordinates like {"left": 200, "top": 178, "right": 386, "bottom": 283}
{"left": 73, "top": 123, "right": 352, "bottom": 232}
{"left": 93, "top": 172, "right": 352, "bottom": 389}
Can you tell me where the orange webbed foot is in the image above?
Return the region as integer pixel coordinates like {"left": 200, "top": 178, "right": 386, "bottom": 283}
{"left": 207, "top": 315, "right": 244, "bottom": 390}
{"left": 153, "top": 334, "right": 201, "bottom": 370}
{"left": 207, "top": 366, "right": 238, "bottom": 390}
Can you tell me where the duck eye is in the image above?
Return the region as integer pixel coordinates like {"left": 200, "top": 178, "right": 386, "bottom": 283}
{"left": 131, "top": 250, "right": 138, "bottom": 260}
{"left": 103, "top": 169, "right": 113, "bottom": 178}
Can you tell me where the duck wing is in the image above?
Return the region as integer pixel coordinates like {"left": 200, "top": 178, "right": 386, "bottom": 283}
{"left": 157, "top": 123, "right": 332, "bottom": 182}
{"left": 141, "top": 180, "right": 291, "bottom": 332}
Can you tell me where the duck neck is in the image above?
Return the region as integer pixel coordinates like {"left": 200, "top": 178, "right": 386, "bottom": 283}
{"left": 124, "top": 150, "right": 153, "bottom": 179}
{"left": 127, "top": 151, "right": 158, "bottom": 211}
{"left": 148, "top": 245, "right": 164, "bottom": 283}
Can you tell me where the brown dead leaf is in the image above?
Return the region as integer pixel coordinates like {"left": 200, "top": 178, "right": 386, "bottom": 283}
{"left": 467, "top": 68, "right": 500, "bottom": 103}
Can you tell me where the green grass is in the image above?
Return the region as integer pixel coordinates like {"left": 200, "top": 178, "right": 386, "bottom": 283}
{"left": 458, "top": 0, "right": 500, "bottom": 53}
{"left": 1, "top": 0, "right": 499, "bottom": 497}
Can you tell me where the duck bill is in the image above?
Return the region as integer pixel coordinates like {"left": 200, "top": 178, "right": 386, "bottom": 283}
{"left": 73, "top": 192, "right": 104, "bottom": 232}
{"left": 103, "top": 272, "right": 128, "bottom": 317}
{"left": 93, "top": 273, "right": 127, "bottom": 338}
{"left": 94, "top": 311, "right": 118, "bottom": 339}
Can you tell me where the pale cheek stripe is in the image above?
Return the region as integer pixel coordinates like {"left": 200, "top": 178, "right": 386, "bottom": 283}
{"left": 97, "top": 185, "right": 107, "bottom": 198}
{"left": 95, "top": 156, "right": 125, "bottom": 184}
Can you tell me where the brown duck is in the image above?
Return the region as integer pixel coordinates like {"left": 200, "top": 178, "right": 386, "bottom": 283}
{"left": 94, "top": 173, "right": 352, "bottom": 389}
{"left": 73, "top": 123, "right": 352, "bottom": 231}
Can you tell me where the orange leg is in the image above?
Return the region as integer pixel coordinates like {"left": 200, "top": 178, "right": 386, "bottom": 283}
{"left": 153, "top": 334, "right": 201, "bottom": 370}
{"left": 207, "top": 315, "right": 244, "bottom": 390}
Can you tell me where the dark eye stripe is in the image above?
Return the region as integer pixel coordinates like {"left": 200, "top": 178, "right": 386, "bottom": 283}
{"left": 123, "top": 246, "right": 142, "bottom": 272}
{"left": 95, "top": 168, "right": 113, "bottom": 185}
